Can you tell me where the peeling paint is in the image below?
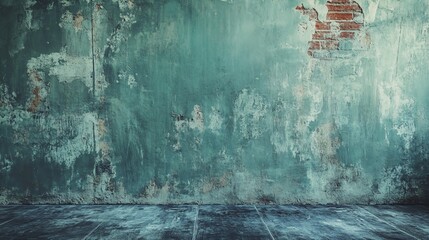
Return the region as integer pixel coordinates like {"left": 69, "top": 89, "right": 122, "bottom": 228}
{"left": 189, "top": 105, "right": 204, "bottom": 132}
{"left": 207, "top": 107, "right": 223, "bottom": 134}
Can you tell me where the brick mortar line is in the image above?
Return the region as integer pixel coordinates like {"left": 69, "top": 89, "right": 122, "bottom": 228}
{"left": 315, "top": 30, "right": 360, "bottom": 32}
{"left": 328, "top": 11, "right": 362, "bottom": 12}
{"left": 326, "top": 20, "right": 359, "bottom": 22}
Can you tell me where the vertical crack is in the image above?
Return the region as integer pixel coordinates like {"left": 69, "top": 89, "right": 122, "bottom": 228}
{"left": 91, "top": 0, "right": 96, "bottom": 98}
{"left": 90, "top": 0, "right": 97, "bottom": 154}
{"left": 192, "top": 205, "right": 199, "bottom": 240}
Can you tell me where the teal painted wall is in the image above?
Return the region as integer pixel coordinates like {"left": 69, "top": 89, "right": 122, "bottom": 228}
{"left": 0, "top": 0, "right": 428, "bottom": 204}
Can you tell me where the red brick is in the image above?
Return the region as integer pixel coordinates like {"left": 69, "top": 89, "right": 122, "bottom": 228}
{"left": 312, "top": 32, "right": 327, "bottom": 40}
{"left": 321, "top": 40, "right": 339, "bottom": 50}
{"left": 339, "top": 31, "right": 355, "bottom": 38}
{"left": 309, "top": 41, "right": 321, "bottom": 49}
{"left": 326, "top": 3, "right": 362, "bottom": 12}
{"left": 316, "top": 21, "right": 330, "bottom": 30}
{"left": 327, "top": 12, "right": 354, "bottom": 21}
{"left": 313, "top": 31, "right": 336, "bottom": 40}
{"left": 339, "top": 22, "right": 363, "bottom": 30}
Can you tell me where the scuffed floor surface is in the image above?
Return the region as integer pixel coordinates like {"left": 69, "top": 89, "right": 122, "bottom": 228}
{"left": 0, "top": 205, "right": 428, "bottom": 239}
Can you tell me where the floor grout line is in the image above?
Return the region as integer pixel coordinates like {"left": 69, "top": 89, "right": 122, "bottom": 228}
{"left": 192, "top": 205, "right": 199, "bottom": 240}
{"left": 0, "top": 217, "right": 17, "bottom": 226}
{"left": 82, "top": 222, "right": 102, "bottom": 240}
{"left": 356, "top": 206, "right": 420, "bottom": 240}
{"left": 0, "top": 206, "right": 31, "bottom": 227}
{"left": 254, "top": 205, "right": 275, "bottom": 240}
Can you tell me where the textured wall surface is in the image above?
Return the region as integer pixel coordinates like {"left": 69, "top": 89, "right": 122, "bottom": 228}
{"left": 0, "top": 0, "right": 428, "bottom": 204}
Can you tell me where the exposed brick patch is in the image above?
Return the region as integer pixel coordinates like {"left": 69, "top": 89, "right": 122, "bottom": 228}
{"left": 296, "top": 0, "right": 369, "bottom": 59}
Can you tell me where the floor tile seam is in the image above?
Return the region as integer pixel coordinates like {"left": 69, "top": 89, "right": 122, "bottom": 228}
{"left": 82, "top": 222, "right": 102, "bottom": 240}
{"left": 80, "top": 205, "right": 128, "bottom": 239}
{"left": 253, "top": 205, "right": 275, "bottom": 240}
{"left": 0, "top": 205, "right": 35, "bottom": 227}
{"left": 192, "top": 205, "right": 199, "bottom": 240}
{"left": 355, "top": 206, "right": 421, "bottom": 240}
{"left": 0, "top": 217, "right": 18, "bottom": 226}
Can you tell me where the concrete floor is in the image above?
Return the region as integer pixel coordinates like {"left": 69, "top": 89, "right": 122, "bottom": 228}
{"left": 0, "top": 205, "right": 428, "bottom": 239}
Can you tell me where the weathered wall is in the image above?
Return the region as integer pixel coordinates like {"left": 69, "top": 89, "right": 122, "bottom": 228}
{"left": 0, "top": 0, "right": 428, "bottom": 204}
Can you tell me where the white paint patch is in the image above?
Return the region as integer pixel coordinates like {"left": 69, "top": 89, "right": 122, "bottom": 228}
{"left": 27, "top": 50, "right": 93, "bottom": 90}
{"left": 234, "top": 89, "right": 268, "bottom": 139}
{"left": 0, "top": 154, "right": 12, "bottom": 173}
{"left": 118, "top": 71, "right": 137, "bottom": 89}
{"left": 207, "top": 107, "right": 223, "bottom": 134}
{"left": 0, "top": 84, "right": 31, "bottom": 128}
{"left": 378, "top": 81, "right": 415, "bottom": 149}
{"left": 60, "top": 0, "right": 72, "bottom": 7}
{"left": 366, "top": 0, "right": 379, "bottom": 23}
{"left": 46, "top": 113, "right": 96, "bottom": 168}
{"left": 112, "top": 0, "right": 135, "bottom": 11}
{"left": 189, "top": 105, "right": 204, "bottom": 132}
{"left": 127, "top": 75, "right": 137, "bottom": 89}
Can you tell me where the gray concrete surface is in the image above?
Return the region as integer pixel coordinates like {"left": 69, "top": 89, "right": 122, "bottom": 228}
{"left": 0, "top": 205, "right": 428, "bottom": 239}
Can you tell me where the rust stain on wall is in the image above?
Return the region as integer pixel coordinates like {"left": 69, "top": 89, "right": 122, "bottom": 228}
{"left": 27, "top": 70, "right": 45, "bottom": 113}
{"left": 73, "top": 11, "right": 84, "bottom": 31}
